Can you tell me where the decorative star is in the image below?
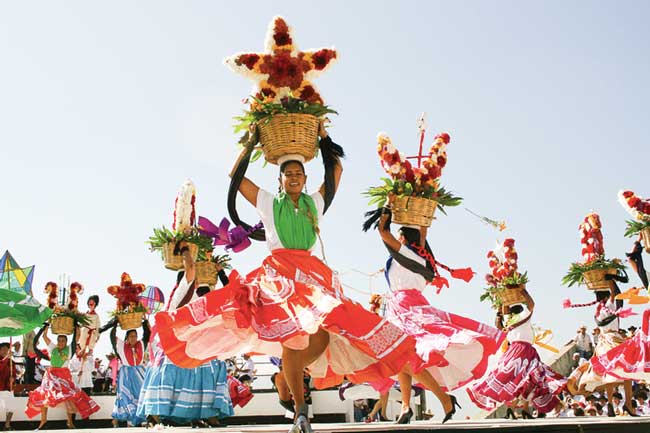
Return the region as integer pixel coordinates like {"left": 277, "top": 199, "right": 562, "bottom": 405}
{"left": 107, "top": 272, "right": 146, "bottom": 311}
{"left": 224, "top": 16, "right": 337, "bottom": 105}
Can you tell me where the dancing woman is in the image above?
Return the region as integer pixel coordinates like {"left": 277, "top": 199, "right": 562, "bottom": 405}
{"left": 136, "top": 244, "right": 233, "bottom": 427}
{"left": 109, "top": 318, "right": 150, "bottom": 427}
{"left": 26, "top": 325, "right": 100, "bottom": 429}
{"left": 565, "top": 273, "right": 638, "bottom": 417}
{"left": 155, "top": 125, "right": 420, "bottom": 433}
{"left": 370, "top": 205, "right": 504, "bottom": 423}
{"left": 467, "top": 299, "right": 565, "bottom": 418}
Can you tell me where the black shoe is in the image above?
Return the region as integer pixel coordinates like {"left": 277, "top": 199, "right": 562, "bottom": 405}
{"left": 379, "top": 414, "right": 390, "bottom": 422}
{"left": 280, "top": 398, "right": 296, "bottom": 413}
{"left": 395, "top": 408, "right": 413, "bottom": 424}
{"left": 521, "top": 410, "right": 534, "bottom": 419}
{"left": 442, "top": 394, "right": 461, "bottom": 424}
{"left": 34, "top": 422, "right": 47, "bottom": 431}
{"left": 505, "top": 408, "right": 516, "bottom": 419}
{"left": 623, "top": 404, "right": 639, "bottom": 417}
{"left": 607, "top": 403, "right": 615, "bottom": 417}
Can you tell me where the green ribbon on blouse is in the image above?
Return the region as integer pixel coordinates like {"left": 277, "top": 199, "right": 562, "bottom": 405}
{"left": 273, "top": 192, "right": 318, "bottom": 250}
{"left": 50, "top": 346, "right": 69, "bottom": 368}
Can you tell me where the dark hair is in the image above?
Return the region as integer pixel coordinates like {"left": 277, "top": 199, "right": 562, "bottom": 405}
{"left": 595, "top": 290, "right": 610, "bottom": 302}
{"left": 196, "top": 286, "right": 211, "bottom": 297}
{"left": 0, "top": 342, "right": 10, "bottom": 349}
{"left": 125, "top": 329, "right": 137, "bottom": 339}
{"left": 509, "top": 304, "right": 524, "bottom": 315}
{"left": 57, "top": 334, "right": 68, "bottom": 341}
{"left": 228, "top": 135, "right": 344, "bottom": 242}
{"left": 279, "top": 160, "right": 305, "bottom": 175}
{"left": 635, "top": 391, "right": 648, "bottom": 400}
{"left": 397, "top": 227, "right": 437, "bottom": 281}
{"left": 574, "top": 408, "right": 585, "bottom": 416}
{"left": 87, "top": 295, "right": 99, "bottom": 307}
{"left": 612, "top": 392, "right": 623, "bottom": 400}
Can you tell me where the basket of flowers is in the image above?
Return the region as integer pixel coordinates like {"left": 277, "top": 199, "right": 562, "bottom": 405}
{"left": 148, "top": 180, "right": 213, "bottom": 271}
{"left": 107, "top": 272, "right": 147, "bottom": 331}
{"left": 227, "top": 16, "right": 338, "bottom": 165}
{"left": 364, "top": 117, "right": 461, "bottom": 228}
{"left": 562, "top": 212, "right": 626, "bottom": 290}
{"left": 480, "top": 238, "right": 530, "bottom": 311}
{"left": 619, "top": 190, "right": 650, "bottom": 253}
{"left": 45, "top": 281, "right": 90, "bottom": 335}
{"left": 196, "top": 253, "right": 232, "bottom": 287}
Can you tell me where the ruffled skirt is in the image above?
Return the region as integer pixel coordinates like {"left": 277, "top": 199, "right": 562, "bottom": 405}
{"left": 155, "top": 249, "right": 417, "bottom": 389}
{"left": 383, "top": 288, "right": 504, "bottom": 392}
{"left": 112, "top": 365, "right": 146, "bottom": 425}
{"left": 467, "top": 341, "right": 565, "bottom": 413}
{"left": 591, "top": 310, "right": 650, "bottom": 382}
{"left": 568, "top": 330, "right": 624, "bottom": 394}
{"left": 25, "top": 367, "right": 100, "bottom": 419}
{"left": 136, "top": 354, "right": 233, "bottom": 422}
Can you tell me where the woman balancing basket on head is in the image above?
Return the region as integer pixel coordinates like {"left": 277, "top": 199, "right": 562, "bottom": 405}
{"left": 562, "top": 212, "right": 638, "bottom": 417}
{"left": 154, "top": 17, "right": 418, "bottom": 433}
{"left": 467, "top": 239, "right": 566, "bottom": 419}
{"left": 363, "top": 120, "right": 504, "bottom": 424}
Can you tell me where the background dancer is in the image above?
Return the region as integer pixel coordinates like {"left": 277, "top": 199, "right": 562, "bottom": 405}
{"left": 27, "top": 324, "right": 99, "bottom": 430}
{"left": 137, "top": 242, "right": 233, "bottom": 428}
{"left": 109, "top": 318, "right": 150, "bottom": 427}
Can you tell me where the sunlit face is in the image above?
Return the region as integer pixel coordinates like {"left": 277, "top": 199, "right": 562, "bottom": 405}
{"left": 279, "top": 162, "right": 306, "bottom": 195}
{"left": 57, "top": 335, "right": 67, "bottom": 349}
{"left": 126, "top": 330, "right": 137, "bottom": 346}
{"left": 0, "top": 346, "right": 8, "bottom": 358}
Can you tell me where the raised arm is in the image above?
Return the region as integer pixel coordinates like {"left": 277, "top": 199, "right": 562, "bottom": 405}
{"left": 317, "top": 123, "right": 344, "bottom": 198}
{"left": 41, "top": 324, "right": 52, "bottom": 347}
{"left": 142, "top": 319, "right": 151, "bottom": 350}
{"left": 109, "top": 326, "right": 119, "bottom": 360}
{"left": 378, "top": 211, "right": 401, "bottom": 252}
{"left": 180, "top": 241, "right": 196, "bottom": 284}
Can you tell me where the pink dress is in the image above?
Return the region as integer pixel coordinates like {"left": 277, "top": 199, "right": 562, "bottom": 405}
{"left": 591, "top": 309, "right": 650, "bottom": 382}
{"left": 382, "top": 246, "right": 504, "bottom": 392}
{"left": 467, "top": 313, "right": 566, "bottom": 413}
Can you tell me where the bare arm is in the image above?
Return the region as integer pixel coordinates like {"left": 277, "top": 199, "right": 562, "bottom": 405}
{"left": 180, "top": 242, "right": 196, "bottom": 283}
{"left": 42, "top": 325, "right": 51, "bottom": 347}
{"left": 318, "top": 123, "right": 343, "bottom": 197}
{"left": 378, "top": 212, "right": 401, "bottom": 252}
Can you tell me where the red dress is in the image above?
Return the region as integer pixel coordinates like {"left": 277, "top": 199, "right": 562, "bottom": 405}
{"left": 591, "top": 309, "right": 650, "bottom": 382}
{"left": 155, "top": 249, "right": 418, "bottom": 388}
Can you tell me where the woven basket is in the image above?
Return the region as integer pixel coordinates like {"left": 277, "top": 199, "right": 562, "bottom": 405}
{"left": 162, "top": 242, "right": 199, "bottom": 271}
{"left": 117, "top": 311, "right": 144, "bottom": 331}
{"left": 583, "top": 268, "right": 618, "bottom": 290}
{"left": 498, "top": 284, "right": 528, "bottom": 309}
{"left": 642, "top": 227, "right": 650, "bottom": 253}
{"left": 258, "top": 114, "right": 319, "bottom": 165}
{"left": 196, "top": 261, "right": 219, "bottom": 287}
{"left": 392, "top": 196, "right": 438, "bottom": 227}
{"left": 50, "top": 316, "right": 74, "bottom": 335}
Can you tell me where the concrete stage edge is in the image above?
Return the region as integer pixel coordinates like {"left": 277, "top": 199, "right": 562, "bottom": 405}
{"left": 10, "top": 418, "right": 650, "bottom": 433}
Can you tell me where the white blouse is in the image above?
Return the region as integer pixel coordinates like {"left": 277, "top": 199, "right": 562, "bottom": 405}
{"left": 387, "top": 245, "right": 427, "bottom": 292}
{"left": 596, "top": 300, "right": 619, "bottom": 333}
{"left": 167, "top": 276, "right": 196, "bottom": 312}
{"left": 507, "top": 312, "right": 534, "bottom": 344}
{"left": 256, "top": 189, "right": 325, "bottom": 252}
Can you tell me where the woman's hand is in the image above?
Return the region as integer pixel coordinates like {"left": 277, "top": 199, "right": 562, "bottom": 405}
{"left": 387, "top": 192, "right": 396, "bottom": 208}
{"left": 248, "top": 123, "right": 259, "bottom": 145}
{"left": 318, "top": 118, "right": 329, "bottom": 139}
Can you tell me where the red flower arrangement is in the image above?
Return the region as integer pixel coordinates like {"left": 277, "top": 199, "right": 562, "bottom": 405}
{"left": 619, "top": 190, "right": 650, "bottom": 220}
{"left": 106, "top": 272, "right": 146, "bottom": 312}
{"left": 485, "top": 238, "right": 526, "bottom": 287}
{"left": 579, "top": 212, "right": 604, "bottom": 263}
{"left": 226, "top": 16, "right": 337, "bottom": 108}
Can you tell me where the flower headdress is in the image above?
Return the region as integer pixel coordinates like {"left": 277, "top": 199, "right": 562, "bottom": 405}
{"left": 619, "top": 190, "right": 650, "bottom": 220}
{"left": 579, "top": 212, "right": 604, "bottom": 264}
{"left": 225, "top": 16, "right": 337, "bottom": 107}
{"left": 481, "top": 238, "right": 529, "bottom": 308}
{"left": 173, "top": 180, "right": 196, "bottom": 232}
{"left": 107, "top": 272, "right": 146, "bottom": 312}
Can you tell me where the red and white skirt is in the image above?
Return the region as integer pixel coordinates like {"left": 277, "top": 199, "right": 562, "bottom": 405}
{"left": 155, "top": 249, "right": 418, "bottom": 388}
{"left": 25, "top": 367, "right": 100, "bottom": 419}
{"left": 467, "top": 341, "right": 565, "bottom": 413}
{"left": 381, "top": 288, "right": 505, "bottom": 392}
{"left": 591, "top": 310, "right": 650, "bottom": 382}
{"left": 568, "top": 330, "right": 625, "bottom": 394}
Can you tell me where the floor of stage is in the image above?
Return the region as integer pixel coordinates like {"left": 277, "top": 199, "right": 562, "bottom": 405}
{"left": 15, "top": 417, "right": 650, "bottom": 433}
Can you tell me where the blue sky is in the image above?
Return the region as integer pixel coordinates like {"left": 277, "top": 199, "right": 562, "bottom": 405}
{"left": 1, "top": 0, "right": 649, "bottom": 414}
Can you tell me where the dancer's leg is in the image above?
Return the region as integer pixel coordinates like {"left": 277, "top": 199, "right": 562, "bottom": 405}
{"left": 397, "top": 372, "right": 412, "bottom": 415}
{"left": 379, "top": 392, "right": 389, "bottom": 419}
{"left": 274, "top": 371, "right": 292, "bottom": 402}
{"left": 303, "top": 329, "right": 330, "bottom": 366}
{"left": 283, "top": 329, "right": 329, "bottom": 413}
{"left": 407, "top": 367, "right": 452, "bottom": 414}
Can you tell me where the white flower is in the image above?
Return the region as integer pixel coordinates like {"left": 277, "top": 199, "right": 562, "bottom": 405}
{"left": 390, "top": 164, "right": 401, "bottom": 174}
{"left": 174, "top": 179, "right": 196, "bottom": 232}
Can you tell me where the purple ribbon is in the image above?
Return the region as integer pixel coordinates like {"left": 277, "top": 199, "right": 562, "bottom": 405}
{"left": 197, "top": 216, "right": 262, "bottom": 253}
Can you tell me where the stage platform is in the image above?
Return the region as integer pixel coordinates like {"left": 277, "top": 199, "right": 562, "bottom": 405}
{"left": 8, "top": 418, "right": 650, "bottom": 432}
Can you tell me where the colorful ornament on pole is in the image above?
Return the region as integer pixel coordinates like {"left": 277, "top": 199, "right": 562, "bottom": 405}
{"left": 138, "top": 286, "right": 165, "bottom": 315}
